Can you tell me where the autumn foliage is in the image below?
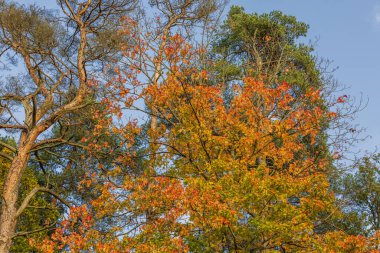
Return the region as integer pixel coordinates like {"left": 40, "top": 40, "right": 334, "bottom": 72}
{"left": 30, "top": 34, "right": 379, "bottom": 252}
{"left": 1, "top": 1, "right": 379, "bottom": 252}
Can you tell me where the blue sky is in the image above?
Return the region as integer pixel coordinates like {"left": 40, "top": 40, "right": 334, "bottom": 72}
{"left": 20, "top": 0, "right": 380, "bottom": 153}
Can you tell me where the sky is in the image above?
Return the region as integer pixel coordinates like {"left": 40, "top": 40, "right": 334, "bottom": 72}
{"left": 19, "top": 0, "right": 380, "bottom": 154}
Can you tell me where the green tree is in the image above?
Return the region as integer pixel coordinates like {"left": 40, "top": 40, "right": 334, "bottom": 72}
{"left": 213, "top": 6, "right": 320, "bottom": 88}
{"left": 338, "top": 154, "right": 380, "bottom": 236}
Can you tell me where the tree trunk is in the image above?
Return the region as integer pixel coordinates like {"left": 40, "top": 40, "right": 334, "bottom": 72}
{"left": 0, "top": 134, "right": 33, "bottom": 253}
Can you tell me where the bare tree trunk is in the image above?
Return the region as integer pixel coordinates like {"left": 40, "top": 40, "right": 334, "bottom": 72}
{"left": 0, "top": 133, "right": 34, "bottom": 253}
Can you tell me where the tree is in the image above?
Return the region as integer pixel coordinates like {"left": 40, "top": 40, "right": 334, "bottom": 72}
{"left": 338, "top": 154, "right": 380, "bottom": 236}
{"left": 212, "top": 6, "right": 320, "bottom": 86}
{"left": 211, "top": 6, "right": 333, "bottom": 170}
{"left": 211, "top": 8, "right": 365, "bottom": 238}
{"left": 132, "top": 36, "right": 336, "bottom": 251}
{"left": 39, "top": 32, "right": 358, "bottom": 252}
{"left": 0, "top": 1, "right": 136, "bottom": 251}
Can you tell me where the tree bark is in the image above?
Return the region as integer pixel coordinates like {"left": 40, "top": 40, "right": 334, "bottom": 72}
{"left": 0, "top": 133, "right": 34, "bottom": 253}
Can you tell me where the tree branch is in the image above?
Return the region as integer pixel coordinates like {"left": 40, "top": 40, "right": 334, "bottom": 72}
{"left": 12, "top": 222, "right": 57, "bottom": 238}
{"left": 0, "top": 152, "right": 13, "bottom": 161}
{"left": 16, "top": 187, "right": 70, "bottom": 218}
{"left": 0, "top": 140, "right": 16, "bottom": 153}
{"left": 0, "top": 124, "right": 27, "bottom": 130}
{"left": 31, "top": 138, "right": 88, "bottom": 152}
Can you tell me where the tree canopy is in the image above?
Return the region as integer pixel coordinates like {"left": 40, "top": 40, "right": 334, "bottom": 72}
{"left": 0, "top": 1, "right": 378, "bottom": 253}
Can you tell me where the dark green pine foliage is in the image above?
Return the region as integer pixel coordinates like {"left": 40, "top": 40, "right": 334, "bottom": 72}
{"left": 213, "top": 6, "right": 320, "bottom": 89}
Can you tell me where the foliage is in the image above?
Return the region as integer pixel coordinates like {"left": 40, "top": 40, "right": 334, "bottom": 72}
{"left": 37, "top": 33, "right": 378, "bottom": 252}
{"left": 338, "top": 154, "right": 380, "bottom": 236}
{"left": 0, "top": 1, "right": 378, "bottom": 252}
{"left": 213, "top": 6, "right": 320, "bottom": 88}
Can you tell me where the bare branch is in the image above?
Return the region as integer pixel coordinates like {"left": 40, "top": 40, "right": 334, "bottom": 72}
{"left": 0, "top": 124, "right": 27, "bottom": 130}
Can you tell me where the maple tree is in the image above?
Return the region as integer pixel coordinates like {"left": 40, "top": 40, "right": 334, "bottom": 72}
{"left": 36, "top": 32, "right": 379, "bottom": 252}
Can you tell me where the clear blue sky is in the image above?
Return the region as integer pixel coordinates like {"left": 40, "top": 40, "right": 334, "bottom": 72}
{"left": 20, "top": 0, "right": 380, "bottom": 153}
